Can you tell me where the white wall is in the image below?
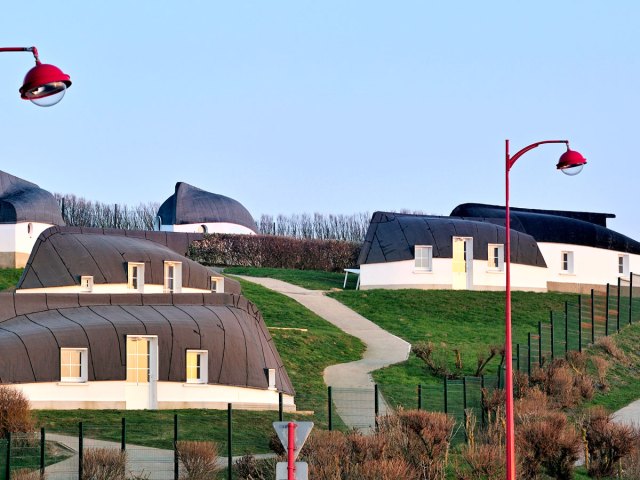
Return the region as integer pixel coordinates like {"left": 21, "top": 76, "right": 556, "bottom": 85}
{"left": 0, "top": 222, "right": 53, "bottom": 266}
{"left": 17, "top": 283, "right": 212, "bottom": 294}
{"left": 161, "top": 222, "right": 256, "bottom": 235}
{"left": 13, "top": 381, "right": 295, "bottom": 411}
{"left": 538, "top": 242, "right": 640, "bottom": 286}
{"left": 360, "top": 258, "right": 547, "bottom": 291}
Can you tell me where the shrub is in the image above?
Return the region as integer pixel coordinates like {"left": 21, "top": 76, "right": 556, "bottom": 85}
{"left": 354, "top": 458, "right": 415, "bottom": 479}
{"left": 596, "top": 336, "right": 626, "bottom": 362}
{"left": 591, "top": 356, "right": 610, "bottom": 390}
{"left": 175, "top": 441, "right": 221, "bottom": 480}
{"left": 454, "top": 443, "right": 505, "bottom": 480}
{"left": 0, "top": 385, "right": 34, "bottom": 438}
{"left": 232, "top": 454, "right": 276, "bottom": 480}
{"left": 10, "top": 470, "right": 45, "bottom": 480}
{"left": 188, "top": 233, "right": 360, "bottom": 272}
{"left": 621, "top": 428, "right": 640, "bottom": 479}
{"left": 82, "top": 448, "right": 126, "bottom": 480}
{"left": 582, "top": 406, "right": 638, "bottom": 478}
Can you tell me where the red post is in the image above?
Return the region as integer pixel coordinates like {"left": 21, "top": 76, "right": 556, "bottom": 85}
{"left": 287, "top": 421, "right": 296, "bottom": 480}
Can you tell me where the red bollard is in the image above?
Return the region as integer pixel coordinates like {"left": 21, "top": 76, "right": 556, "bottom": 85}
{"left": 287, "top": 422, "right": 296, "bottom": 480}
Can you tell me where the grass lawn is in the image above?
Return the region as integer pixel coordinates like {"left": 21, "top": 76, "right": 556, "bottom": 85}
{"left": 225, "top": 266, "right": 358, "bottom": 290}
{"left": 0, "top": 268, "right": 22, "bottom": 291}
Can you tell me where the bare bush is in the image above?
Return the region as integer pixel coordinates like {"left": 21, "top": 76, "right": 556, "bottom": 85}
{"left": 596, "top": 336, "right": 626, "bottom": 362}
{"left": 354, "top": 458, "right": 415, "bottom": 479}
{"left": 621, "top": 428, "right": 640, "bottom": 479}
{"left": 232, "top": 454, "right": 276, "bottom": 480}
{"left": 176, "top": 441, "right": 221, "bottom": 480}
{"left": 82, "top": 448, "right": 126, "bottom": 480}
{"left": 305, "top": 430, "right": 351, "bottom": 478}
{"left": 566, "top": 350, "right": 588, "bottom": 373}
{"left": 454, "top": 443, "right": 505, "bottom": 480}
{"left": 591, "top": 356, "right": 610, "bottom": 390}
{"left": 10, "top": 469, "right": 45, "bottom": 480}
{"left": 258, "top": 212, "right": 371, "bottom": 243}
{"left": 0, "top": 385, "right": 34, "bottom": 438}
{"left": 582, "top": 406, "right": 638, "bottom": 478}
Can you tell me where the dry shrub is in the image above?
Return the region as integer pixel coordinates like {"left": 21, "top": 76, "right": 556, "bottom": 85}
{"left": 529, "top": 359, "right": 585, "bottom": 408}
{"left": 596, "top": 336, "right": 626, "bottom": 362}
{"left": 591, "top": 356, "right": 610, "bottom": 390}
{"left": 354, "top": 458, "right": 414, "bottom": 479}
{"left": 10, "top": 469, "right": 45, "bottom": 480}
{"left": 515, "top": 387, "right": 548, "bottom": 416}
{"left": 396, "top": 409, "right": 455, "bottom": 479}
{"left": 620, "top": 428, "right": 640, "bottom": 479}
{"left": 305, "top": 430, "right": 350, "bottom": 479}
{"left": 513, "top": 370, "right": 530, "bottom": 399}
{"left": 566, "top": 350, "right": 588, "bottom": 373}
{"left": 454, "top": 443, "right": 505, "bottom": 480}
{"left": 232, "top": 454, "right": 276, "bottom": 480}
{"left": 582, "top": 406, "right": 638, "bottom": 478}
{"left": 481, "top": 387, "right": 504, "bottom": 420}
{"left": 175, "top": 441, "right": 220, "bottom": 480}
{"left": 82, "top": 448, "right": 126, "bottom": 480}
{"left": 574, "top": 373, "right": 595, "bottom": 400}
{"left": 516, "top": 410, "right": 581, "bottom": 480}
{"left": 0, "top": 385, "right": 34, "bottom": 438}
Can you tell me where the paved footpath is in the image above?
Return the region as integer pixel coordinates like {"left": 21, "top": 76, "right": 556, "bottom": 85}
{"left": 234, "top": 276, "right": 411, "bottom": 429}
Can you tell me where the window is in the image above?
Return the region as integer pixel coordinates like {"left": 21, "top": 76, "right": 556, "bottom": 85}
{"left": 164, "top": 261, "right": 182, "bottom": 293}
{"left": 211, "top": 276, "right": 224, "bottom": 293}
{"left": 186, "top": 350, "right": 208, "bottom": 384}
{"left": 561, "top": 251, "right": 574, "bottom": 274}
{"left": 60, "top": 348, "right": 88, "bottom": 383}
{"left": 619, "top": 254, "right": 630, "bottom": 276}
{"left": 488, "top": 244, "right": 504, "bottom": 271}
{"left": 126, "top": 337, "right": 150, "bottom": 383}
{"left": 128, "top": 262, "right": 145, "bottom": 292}
{"left": 197, "top": 224, "right": 208, "bottom": 234}
{"left": 414, "top": 245, "right": 433, "bottom": 271}
{"left": 80, "top": 275, "right": 94, "bottom": 293}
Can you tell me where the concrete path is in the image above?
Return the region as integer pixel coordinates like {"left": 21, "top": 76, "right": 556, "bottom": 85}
{"left": 613, "top": 399, "right": 640, "bottom": 428}
{"left": 234, "top": 276, "right": 411, "bottom": 429}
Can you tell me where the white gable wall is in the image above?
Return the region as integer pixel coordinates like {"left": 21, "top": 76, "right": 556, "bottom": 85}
{"left": 0, "top": 222, "right": 54, "bottom": 268}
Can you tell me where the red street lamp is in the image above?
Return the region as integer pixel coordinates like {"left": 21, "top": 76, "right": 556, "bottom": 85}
{"left": 504, "top": 139, "right": 586, "bottom": 480}
{"left": 0, "top": 46, "right": 71, "bottom": 106}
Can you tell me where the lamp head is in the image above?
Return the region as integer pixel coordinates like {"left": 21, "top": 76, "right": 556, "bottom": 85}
{"left": 556, "top": 148, "right": 587, "bottom": 176}
{"left": 19, "top": 62, "right": 72, "bottom": 107}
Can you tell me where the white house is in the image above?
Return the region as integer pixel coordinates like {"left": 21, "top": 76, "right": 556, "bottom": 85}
{"left": 1, "top": 226, "right": 294, "bottom": 411}
{"left": 358, "top": 204, "right": 640, "bottom": 294}
{"left": 0, "top": 170, "right": 64, "bottom": 268}
{"left": 155, "top": 182, "right": 258, "bottom": 235}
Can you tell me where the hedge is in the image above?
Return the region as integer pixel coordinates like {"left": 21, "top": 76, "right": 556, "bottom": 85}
{"left": 188, "top": 234, "right": 360, "bottom": 272}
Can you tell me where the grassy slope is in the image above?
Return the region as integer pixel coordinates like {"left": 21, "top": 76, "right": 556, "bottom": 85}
{"left": 224, "top": 266, "right": 357, "bottom": 290}
{"left": 328, "top": 289, "right": 578, "bottom": 384}
{"left": 0, "top": 268, "right": 22, "bottom": 291}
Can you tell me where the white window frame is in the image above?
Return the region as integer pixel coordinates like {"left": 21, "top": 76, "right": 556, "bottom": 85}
{"left": 414, "top": 245, "right": 433, "bottom": 271}
{"left": 164, "top": 261, "right": 183, "bottom": 293}
{"left": 619, "top": 254, "right": 630, "bottom": 276}
{"left": 60, "top": 348, "right": 88, "bottom": 383}
{"left": 80, "top": 275, "right": 94, "bottom": 293}
{"left": 487, "top": 244, "right": 504, "bottom": 271}
{"left": 211, "top": 276, "right": 225, "bottom": 293}
{"left": 561, "top": 251, "right": 574, "bottom": 274}
{"left": 186, "top": 350, "right": 208, "bottom": 384}
{"left": 128, "top": 262, "right": 145, "bottom": 292}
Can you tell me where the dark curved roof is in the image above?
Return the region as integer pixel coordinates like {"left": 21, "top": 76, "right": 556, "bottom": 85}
{"left": 158, "top": 182, "right": 258, "bottom": 232}
{"left": 358, "top": 211, "right": 546, "bottom": 267}
{"left": 17, "top": 226, "right": 240, "bottom": 292}
{"left": 0, "top": 170, "right": 64, "bottom": 225}
{"left": 451, "top": 203, "right": 640, "bottom": 255}
{"left": 0, "top": 292, "right": 293, "bottom": 394}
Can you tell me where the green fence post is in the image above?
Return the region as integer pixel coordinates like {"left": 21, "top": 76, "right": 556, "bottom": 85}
{"left": 538, "top": 322, "right": 543, "bottom": 367}
{"left": 463, "top": 377, "right": 468, "bottom": 442}
{"left": 174, "top": 414, "right": 179, "bottom": 480}
{"left": 591, "top": 289, "right": 595, "bottom": 343}
{"left": 374, "top": 384, "right": 380, "bottom": 430}
{"left": 527, "top": 333, "right": 532, "bottom": 376}
{"left": 564, "top": 301, "right": 569, "bottom": 354}
{"left": 121, "top": 417, "right": 126, "bottom": 451}
{"left": 40, "top": 427, "right": 45, "bottom": 477}
{"left": 550, "top": 311, "right": 555, "bottom": 360}
{"left": 79, "top": 422, "right": 83, "bottom": 480}
{"left": 516, "top": 343, "right": 520, "bottom": 372}
{"left": 227, "top": 404, "right": 233, "bottom": 480}
{"left": 480, "top": 375, "right": 486, "bottom": 428}
{"left": 417, "top": 384, "right": 422, "bottom": 410}
{"left": 617, "top": 277, "right": 621, "bottom": 332}
{"left": 278, "top": 392, "right": 283, "bottom": 422}
{"left": 578, "top": 295, "right": 583, "bottom": 353}
{"left": 605, "top": 283, "right": 610, "bottom": 336}
{"left": 443, "top": 378, "right": 448, "bottom": 414}
{"left": 5, "top": 431, "right": 10, "bottom": 480}
{"left": 327, "top": 386, "right": 333, "bottom": 431}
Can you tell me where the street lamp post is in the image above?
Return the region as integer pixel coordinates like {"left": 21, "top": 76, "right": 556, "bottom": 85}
{"left": 0, "top": 46, "right": 71, "bottom": 106}
{"left": 504, "top": 139, "right": 587, "bottom": 480}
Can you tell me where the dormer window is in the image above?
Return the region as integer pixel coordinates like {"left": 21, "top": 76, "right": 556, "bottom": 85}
{"left": 128, "top": 262, "right": 145, "bottom": 292}
{"left": 164, "top": 261, "right": 182, "bottom": 293}
{"left": 211, "top": 276, "right": 224, "bottom": 293}
{"left": 80, "top": 276, "right": 94, "bottom": 293}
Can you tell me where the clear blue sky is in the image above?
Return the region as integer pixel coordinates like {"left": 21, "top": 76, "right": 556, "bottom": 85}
{"left": 2, "top": 1, "right": 639, "bottom": 239}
